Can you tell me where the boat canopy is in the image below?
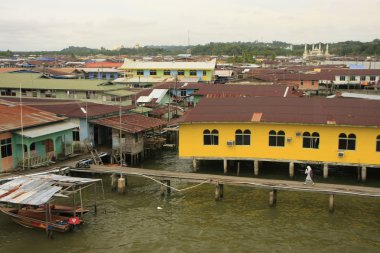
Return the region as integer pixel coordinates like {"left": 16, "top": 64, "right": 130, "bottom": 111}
{"left": 0, "top": 174, "right": 101, "bottom": 206}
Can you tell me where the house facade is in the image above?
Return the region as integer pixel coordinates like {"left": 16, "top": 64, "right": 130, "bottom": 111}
{"left": 120, "top": 58, "right": 216, "bottom": 82}
{"left": 179, "top": 97, "right": 380, "bottom": 179}
{"left": 0, "top": 73, "right": 133, "bottom": 104}
{"left": 0, "top": 102, "right": 76, "bottom": 172}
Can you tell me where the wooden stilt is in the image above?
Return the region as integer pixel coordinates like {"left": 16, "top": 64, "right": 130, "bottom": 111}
{"left": 254, "top": 160, "right": 259, "bottom": 176}
{"left": 110, "top": 173, "right": 117, "bottom": 191}
{"left": 223, "top": 159, "right": 228, "bottom": 174}
{"left": 166, "top": 180, "right": 171, "bottom": 196}
{"left": 323, "top": 163, "right": 329, "bottom": 179}
{"left": 237, "top": 162, "right": 240, "bottom": 176}
{"left": 94, "top": 182, "right": 97, "bottom": 214}
{"left": 361, "top": 166, "right": 367, "bottom": 182}
{"left": 329, "top": 194, "right": 334, "bottom": 213}
{"left": 215, "top": 183, "right": 224, "bottom": 201}
{"left": 289, "top": 162, "right": 294, "bottom": 178}
{"left": 269, "top": 189, "right": 277, "bottom": 207}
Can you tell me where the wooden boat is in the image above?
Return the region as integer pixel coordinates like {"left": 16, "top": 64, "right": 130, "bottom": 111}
{"left": 0, "top": 207, "right": 83, "bottom": 233}
{"left": 24, "top": 205, "right": 90, "bottom": 216}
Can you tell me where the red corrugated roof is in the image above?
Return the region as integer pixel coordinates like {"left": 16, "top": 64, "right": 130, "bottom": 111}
{"left": 0, "top": 101, "right": 65, "bottom": 132}
{"left": 84, "top": 62, "right": 123, "bottom": 68}
{"left": 180, "top": 97, "right": 380, "bottom": 127}
{"left": 2, "top": 98, "right": 134, "bottom": 118}
{"left": 91, "top": 114, "right": 167, "bottom": 133}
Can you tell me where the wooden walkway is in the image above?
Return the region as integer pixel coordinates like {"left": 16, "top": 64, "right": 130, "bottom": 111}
{"left": 70, "top": 165, "right": 380, "bottom": 212}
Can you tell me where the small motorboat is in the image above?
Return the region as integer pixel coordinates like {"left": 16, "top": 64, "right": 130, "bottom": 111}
{"left": 0, "top": 207, "right": 83, "bottom": 233}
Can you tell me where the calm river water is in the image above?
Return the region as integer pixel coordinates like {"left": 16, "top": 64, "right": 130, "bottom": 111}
{"left": 0, "top": 151, "right": 380, "bottom": 253}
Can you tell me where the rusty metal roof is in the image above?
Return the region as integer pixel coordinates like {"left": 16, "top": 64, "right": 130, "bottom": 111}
{"left": 2, "top": 98, "right": 134, "bottom": 118}
{"left": 0, "top": 101, "right": 65, "bottom": 132}
{"left": 180, "top": 97, "right": 380, "bottom": 127}
{"left": 155, "top": 82, "right": 298, "bottom": 98}
{"left": 91, "top": 114, "right": 167, "bottom": 133}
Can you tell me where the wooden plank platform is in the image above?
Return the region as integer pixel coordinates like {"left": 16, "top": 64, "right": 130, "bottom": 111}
{"left": 70, "top": 165, "right": 380, "bottom": 198}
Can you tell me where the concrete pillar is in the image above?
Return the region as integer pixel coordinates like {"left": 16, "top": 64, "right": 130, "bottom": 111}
{"left": 117, "top": 177, "right": 126, "bottom": 194}
{"left": 110, "top": 173, "right": 118, "bottom": 191}
{"left": 323, "top": 163, "right": 329, "bottom": 179}
{"left": 361, "top": 166, "right": 367, "bottom": 182}
{"left": 329, "top": 194, "right": 334, "bottom": 213}
{"left": 215, "top": 184, "right": 224, "bottom": 201}
{"left": 289, "top": 161, "right": 294, "bottom": 178}
{"left": 192, "top": 158, "right": 199, "bottom": 172}
{"left": 269, "top": 189, "right": 278, "bottom": 207}
{"left": 223, "top": 159, "right": 228, "bottom": 174}
{"left": 254, "top": 160, "right": 259, "bottom": 176}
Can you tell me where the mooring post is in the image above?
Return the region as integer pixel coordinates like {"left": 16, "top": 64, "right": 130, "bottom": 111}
{"left": 117, "top": 176, "right": 126, "bottom": 194}
{"left": 269, "top": 189, "right": 278, "bottom": 207}
{"left": 289, "top": 161, "right": 294, "bottom": 178}
{"left": 329, "top": 194, "right": 334, "bottom": 213}
{"left": 111, "top": 173, "right": 118, "bottom": 191}
{"left": 323, "top": 163, "right": 329, "bottom": 179}
{"left": 215, "top": 183, "right": 224, "bottom": 201}
{"left": 361, "top": 166, "right": 367, "bottom": 182}
{"left": 166, "top": 180, "right": 171, "bottom": 196}
{"left": 254, "top": 160, "right": 259, "bottom": 176}
{"left": 223, "top": 159, "right": 228, "bottom": 174}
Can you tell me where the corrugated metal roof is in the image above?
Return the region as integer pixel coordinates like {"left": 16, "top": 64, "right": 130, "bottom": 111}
{"left": 0, "top": 175, "right": 100, "bottom": 206}
{"left": 0, "top": 102, "right": 64, "bottom": 132}
{"left": 91, "top": 114, "right": 167, "bottom": 134}
{"left": 121, "top": 58, "right": 216, "bottom": 70}
{"left": 1, "top": 97, "right": 133, "bottom": 118}
{"left": 136, "top": 89, "right": 168, "bottom": 104}
{"left": 180, "top": 97, "right": 380, "bottom": 127}
{"left": 104, "top": 90, "right": 136, "bottom": 97}
{"left": 0, "top": 73, "right": 126, "bottom": 91}
{"left": 15, "top": 121, "right": 78, "bottom": 138}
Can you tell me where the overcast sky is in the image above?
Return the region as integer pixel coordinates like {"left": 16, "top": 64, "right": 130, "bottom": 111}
{"left": 1, "top": 0, "right": 379, "bottom": 51}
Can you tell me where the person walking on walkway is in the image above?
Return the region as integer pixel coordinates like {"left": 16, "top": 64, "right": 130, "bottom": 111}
{"left": 304, "top": 165, "right": 314, "bottom": 185}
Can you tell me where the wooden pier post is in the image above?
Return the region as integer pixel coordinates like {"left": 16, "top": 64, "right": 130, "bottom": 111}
{"left": 160, "top": 180, "right": 171, "bottom": 196}
{"left": 329, "top": 194, "right": 334, "bottom": 213}
{"left": 269, "top": 189, "right": 278, "bottom": 207}
{"left": 215, "top": 183, "right": 224, "bottom": 201}
{"left": 223, "top": 159, "right": 228, "bottom": 174}
{"left": 166, "top": 180, "right": 171, "bottom": 196}
{"left": 254, "top": 160, "right": 259, "bottom": 176}
{"left": 361, "top": 166, "right": 367, "bottom": 182}
{"left": 323, "top": 163, "right": 329, "bottom": 179}
{"left": 117, "top": 177, "right": 126, "bottom": 194}
{"left": 289, "top": 161, "right": 294, "bottom": 178}
{"left": 111, "top": 173, "right": 118, "bottom": 191}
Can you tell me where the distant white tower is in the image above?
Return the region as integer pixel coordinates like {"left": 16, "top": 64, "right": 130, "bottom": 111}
{"left": 303, "top": 44, "right": 309, "bottom": 58}
{"left": 325, "top": 44, "right": 330, "bottom": 56}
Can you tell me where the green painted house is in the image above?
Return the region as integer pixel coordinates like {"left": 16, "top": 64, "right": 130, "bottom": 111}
{"left": 0, "top": 102, "right": 77, "bottom": 172}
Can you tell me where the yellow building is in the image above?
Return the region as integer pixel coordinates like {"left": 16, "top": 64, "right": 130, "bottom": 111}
{"left": 179, "top": 97, "right": 380, "bottom": 180}
{"left": 120, "top": 58, "right": 216, "bottom": 82}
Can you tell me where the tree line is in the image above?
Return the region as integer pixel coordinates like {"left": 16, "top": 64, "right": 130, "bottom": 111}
{"left": 1, "top": 39, "right": 379, "bottom": 59}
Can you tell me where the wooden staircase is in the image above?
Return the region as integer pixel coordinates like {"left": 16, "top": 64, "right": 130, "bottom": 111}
{"left": 83, "top": 140, "right": 103, "bottom": 165}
